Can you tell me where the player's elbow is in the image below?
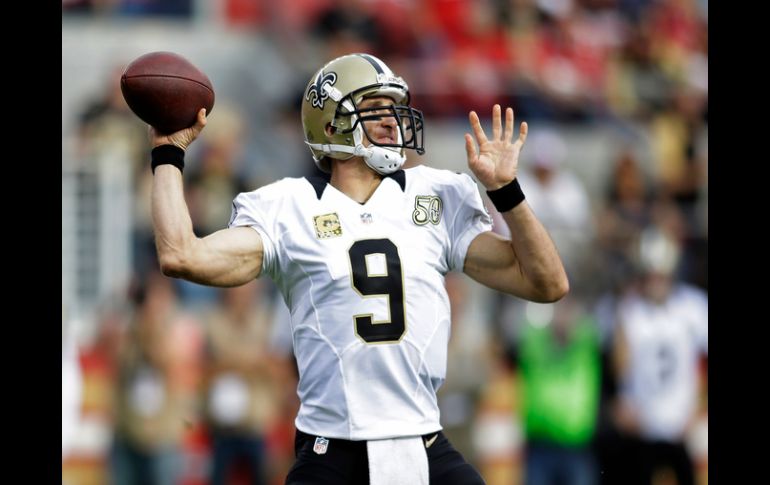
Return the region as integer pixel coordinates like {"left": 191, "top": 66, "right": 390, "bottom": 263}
{"left": 159, "top": 257, "right": 182, "bottom": 278}
{"left": 540, "top": 274, "right": 570, "bottom": 302}
{"left": 524, "top": 272, "right": 569, "bottom": 303}
{"left": 549, "top": 275, "right": 569, "bottom": 301}
{"left": 158, "top": 251, "right": 188, "bottom": 278}
{"left": 157, "top": 236, "right": 203, "bottom": 279}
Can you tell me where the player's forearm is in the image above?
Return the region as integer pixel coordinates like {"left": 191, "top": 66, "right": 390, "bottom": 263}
{"left": 501, "top": 202, "right": 569, "bottom": 301}
{"left": 151, "top": 165, "right": 198, "bottom": 277}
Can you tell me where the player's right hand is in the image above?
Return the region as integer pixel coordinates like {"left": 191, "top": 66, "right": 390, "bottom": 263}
{"left": 150, "top": 108, "right": 207, "bottom": 151}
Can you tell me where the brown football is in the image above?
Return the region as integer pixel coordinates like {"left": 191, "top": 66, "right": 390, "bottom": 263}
{"left": 120, "top": 51, "right": 215, "bottom": 134}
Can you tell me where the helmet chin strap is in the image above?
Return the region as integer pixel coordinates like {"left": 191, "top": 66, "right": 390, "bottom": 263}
{"left": 353, "top": 125, "right": 406, "bottom": 175}
{"left": 304, "top": 142, "right": 406, "bottom": 175}
{"left": 353, "top": 122, "right": 405, "bottom": 175}
{"left": 305, "top": 123, "right": 406, "bottom": 175}
{"left": 363, "top": 145, "right": 406, "bottom": 175}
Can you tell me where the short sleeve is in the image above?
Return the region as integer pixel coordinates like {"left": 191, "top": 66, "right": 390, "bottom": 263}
{"left": 447, "top": 174, "right": 493, "bottom": 271}
{"left": 229, "top": 191, "right": 278, "bottom": 278}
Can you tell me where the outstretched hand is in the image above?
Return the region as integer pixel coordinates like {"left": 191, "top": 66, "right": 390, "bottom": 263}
{"left": 465, "top": 105, "right": 528, "bottom": 191}
{"left": 149, "top": 108, "right": 208, "bottom": 151}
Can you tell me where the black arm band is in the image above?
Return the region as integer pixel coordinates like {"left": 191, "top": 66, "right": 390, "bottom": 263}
{"left": 486, "top": 178, "right": 525, "bottom": 213}
{"left": 151, "top": 145, "right": 185, "bottom": 174}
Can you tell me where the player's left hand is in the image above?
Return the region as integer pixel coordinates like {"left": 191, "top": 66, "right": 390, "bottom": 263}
{"left": 465, "top": 104, "right": 528, "bottom": 191}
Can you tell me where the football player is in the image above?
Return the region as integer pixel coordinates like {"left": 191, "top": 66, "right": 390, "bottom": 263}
{"left": 149, "top": 53, "right": 568, "bottom": 484}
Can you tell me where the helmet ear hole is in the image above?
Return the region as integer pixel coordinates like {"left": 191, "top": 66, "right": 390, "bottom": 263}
{"left": 325, "top": 123, "right": 336, "bottom": 136}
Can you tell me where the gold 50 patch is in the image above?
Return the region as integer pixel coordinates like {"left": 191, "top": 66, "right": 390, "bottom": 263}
{"left": 314, "top": 213, "right": 343, "bottom": 239}
{"left": 412, "top": 196, "right": 442, "bottom": 225}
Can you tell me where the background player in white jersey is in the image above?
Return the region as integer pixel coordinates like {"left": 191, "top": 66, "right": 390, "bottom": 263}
{"left": 611, "top": 228, "right": 707, "bottom": 485}
{"left": 148, "top": 53, "right": 568, "bottom": 484}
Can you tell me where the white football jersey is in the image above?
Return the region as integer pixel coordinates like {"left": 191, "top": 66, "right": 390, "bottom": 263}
{"left": 618, "top": 284, "right": 708, "bottom": 442}
{"left": 229, "top": 165, "right": 492, "bottom": 440}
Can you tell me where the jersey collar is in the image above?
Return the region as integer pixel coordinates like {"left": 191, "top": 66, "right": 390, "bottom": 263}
{"left": 306, "top": 169, "right": 406, "bottom": 200}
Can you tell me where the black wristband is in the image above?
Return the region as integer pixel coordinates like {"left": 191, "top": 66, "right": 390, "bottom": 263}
{"left": 151, "top": 145, "right": 185, "bottom": 174}
{"left": 486, "top": 178, "right": 525, "bottom": 213}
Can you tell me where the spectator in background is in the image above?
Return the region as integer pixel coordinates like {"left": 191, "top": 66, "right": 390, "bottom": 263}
{"left": 516, "top": 129, "right": 592, "bottom": 286}
{"left": 595, "top": 147, "right": 654, "bottom": 311}
{"left": 202, "top": 280, "right": 287, "bottom": 485}
{"left": 650, "top": 82, "right": 707, "bottom": 230}
{"left": 110, "top": 272, "right": 202, "bottom": 485}
{"left": 515, "top": 295, "right": 601, "bottom": 485}
{"left": 611, "top": 227, "right": 707, "bottom": 485}
{"left": 649, "top": 79, "right": 708, "bottom": 290}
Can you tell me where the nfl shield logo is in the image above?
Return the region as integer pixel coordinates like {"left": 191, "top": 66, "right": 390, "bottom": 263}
{"left": 313, "top": 437, "right": 329, "bottom": 455}
{"left": 360, "top": 212, "right": 373, "bottom": 224}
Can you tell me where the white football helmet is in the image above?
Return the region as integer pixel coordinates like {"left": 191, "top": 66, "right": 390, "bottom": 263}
{"left": 301, "top": 53, "right": 425, "bottom": 175}
{"left": 638, "top": 228, "right": 681, "bottom": 275}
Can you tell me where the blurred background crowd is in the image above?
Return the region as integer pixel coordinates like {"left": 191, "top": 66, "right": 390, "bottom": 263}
{"left": 62, "top": 0, "right": 707, "bottom": 484}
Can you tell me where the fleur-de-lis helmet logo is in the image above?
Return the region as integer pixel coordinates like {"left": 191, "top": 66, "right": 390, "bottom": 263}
{"left": 305, "top": 71, "right": 338, "bottom": 110}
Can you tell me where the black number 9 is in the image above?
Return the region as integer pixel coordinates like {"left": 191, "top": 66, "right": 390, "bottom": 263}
{"left": 348, "top": 239, "right": 406, "bottom": 343}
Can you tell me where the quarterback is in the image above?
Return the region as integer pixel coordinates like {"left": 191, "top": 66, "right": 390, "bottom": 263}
{"left": 148, "top": 53, "right": 568, "bottom": 484}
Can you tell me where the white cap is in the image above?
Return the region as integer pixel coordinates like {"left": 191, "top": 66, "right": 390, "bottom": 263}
{"left": 529, "top": 129, "right": 566, "bottom": 170}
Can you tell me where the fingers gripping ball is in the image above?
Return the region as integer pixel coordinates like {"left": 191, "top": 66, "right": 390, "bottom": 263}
{"left": 120, "top": 51, "right": 214, "bottom": 134}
